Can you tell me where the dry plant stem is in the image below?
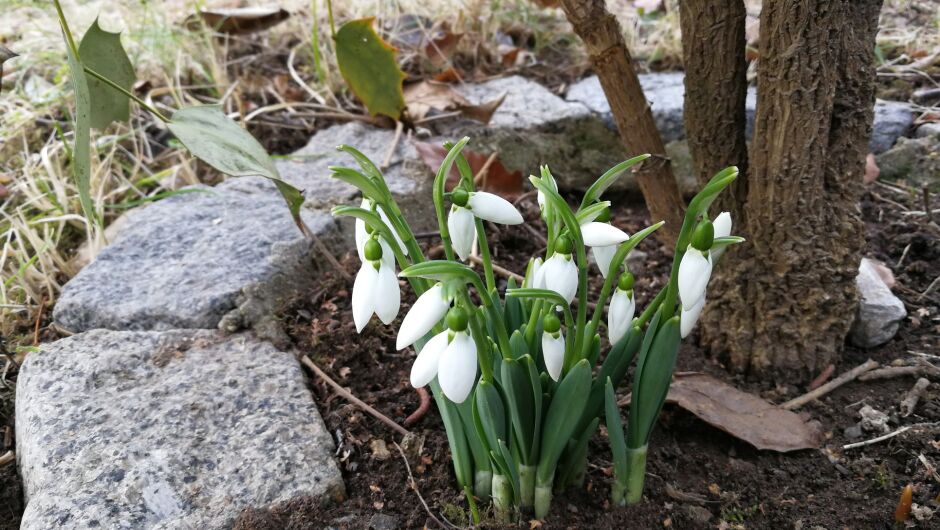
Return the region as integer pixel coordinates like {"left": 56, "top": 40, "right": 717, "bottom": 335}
{"left": 781, "top": 359, "right": 879, "bottom": 410}
{"left": 900, "top": 378, "right": 931, "bottom": 417}
{"left": 559, "top": 0, "right": 684, "bottom": 243}
{"left": 301, "top": 356, "right": 410, "bottom": 437}
{"left": 403, "top": 387, "right": 431, "bottom": 427}
{"left": 393, "top": 441, "right": 452, "bottom": 529}
{"left": 859, "top": 361, "right": 940, "bottom": 381}
{"left": 0, "top": 451, "right": 13, "bottom": 467}
{"left": 468, "top": 255, "right": 524, "bottom": 283}
{"left": 842, "top": 422, "right": 940, "bottom": 450}
{"left": 380, "top": 120, "right": 404, "bottom": 170}
{"left": 808, "top": 364, "right": 837, "bottom": 391}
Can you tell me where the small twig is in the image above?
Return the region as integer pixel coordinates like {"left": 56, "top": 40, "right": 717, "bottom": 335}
{"left": 381, "top": 120, "right": 404, "bottom": 171}
{"left": 301, "top": 356, "right": 410, "bottom": 437}
{"left": 468, "top": 255, "right": 524, "bottom": 283}
{"left": 859, "top": 362, "right": 940, "bottom": 381}
{"left": 393, "top": 441, "right": 451, "bottom": 529}
{"left": 841, "top": 423, "right": 940, "bottom": 450}
{"left": 909, "top": 351, "right": 940, "bottom": 362}
{"left": 896, "top": 243, "right": 911, "bottom": 268}
{"left": 0, "top": 451, "right": 13, "bottom": 467}
{"left": 808, "top": 364, "right": 836, "bottom": 391}
{"left": 900, "top": 378, "right": 931, "bottom": 417}
{"left": 919, "top": 274, "right": 940, "bottom": 299}
{"left": 32, "top": 294, "right": 45, "bottom": 346}
{"left": 870, "top": 191, "right": 909, "bottom": 212}
{"left": 403, "top": 387, "right": 431, "bottom": 428}
{"left": 473, "top": 151, "right": 499, "bottom": 191}
{"left": 781, "top": 359, "right": 879, "bottom": 410}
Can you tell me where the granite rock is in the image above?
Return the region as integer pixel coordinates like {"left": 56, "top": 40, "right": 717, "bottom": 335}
{"left": 876, "top": 135, "right": 940, "bottom": 191}
{"left": 16, "top": 329, "right": 344, "bottom": 530}
{"left": 914, "top": 122, "right": 940, "bottom": 139}
{"left": 53, "top": 183, "right": 342, "bottom": 339}
{"left": 849, "top": 258, "right": 907, "bottom": 348}
{"left": 870, "top": 100, "right": 914, "bottom": 154}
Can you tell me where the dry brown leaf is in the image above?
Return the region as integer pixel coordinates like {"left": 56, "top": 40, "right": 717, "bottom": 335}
{"left": 528, "top": 0, "right": 560, "bottom": 7}
{"left": 665, "top": 374, "right": 823, "bottom": 452}
{"left": 425, "top": 25, "right": 463, "bottom": 67}
{"left": 413, "top": 141, "right": 524, "bottom": 199}
{"left": 188, "top": 7, "right": 290, "bottom": 35}
{"left": 403, "top": 80, "right": 504, "bottom": 124}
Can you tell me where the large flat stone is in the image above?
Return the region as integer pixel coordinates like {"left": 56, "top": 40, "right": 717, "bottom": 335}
{"left": 16, "top": 329, "right": 344, "bottom": 530}
{"left": 566, "top": 74, "right": 911, "bottom": 153}
{"left": 53, "top": 183, "right": 341, "bottom": 338}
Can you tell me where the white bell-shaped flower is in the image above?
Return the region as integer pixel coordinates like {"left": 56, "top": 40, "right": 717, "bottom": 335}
{"left": 592, "top": 244, "right": 618, "bottom": 279}
{"left": 678, "top": 248, "right": 712, "bottom": 311}
{"left": 608, "top": 287, "right": 636, "bottom": 345}
{"left": 352, "top": 258, "right": 400, "bottom": 332}
{"left": 680, "top": 296, "right": 706, "bottom": 338}
{"left": 580, "top": 222, "right": 629, "bottom": 247}
{"left": 710, "top": 212, "right": 733, "bottom": 259}
{"left": 537, "top": 253, "right": 578, "bottom": 304}
{"left": 537, "top": 175, "right": 558, "bottom": 215}
{"left": 467, "top": 192, "right": 524, "bottom": 225}
{"left": 525, "top": 257, "right": 543, "bottom": 288}
{"left": 448, "top": 205, "right": 477, "bottom": 261}
{"left": 355, "top": 199, "right": 404, "bottom": 264}
{"left": 409, "top": 330, "right": 450, "bottom": 388}
{"left": 438, "top": 331, "right": 478, "bottom": 403}
{"left": 397, "top": 283, "right": 451, "bottom": 350}
{"left": 541, "top": 331, "right": 565, "bottom": 381}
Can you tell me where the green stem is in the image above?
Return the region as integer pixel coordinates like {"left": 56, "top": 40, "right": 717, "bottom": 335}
{"left": 474, "top": 217, "right": 496, "bottom": 292}
{"left": 83, "top": 66, "right": 169, "bottom": 123}
{"left": 492, "top": 474, "right": 513, "bottom": 523}
{"left": 519, "top": 464, "right": 536, "bottom": 511}
{"left": 53, "top": 0, "right": 79, "bottom": 58}
{"left": 534, "top": 481, "right": 553, "bottom": 519}
{"left": 463, "top": 485, "right": 481, "bottom": 525}
{"left": 623, "top": 445, "right": 648, "bottom": 505}
{"left": 637, "top": 286, "right": 668, "bottom": 328}
{"left": 474, "top": 469, "right": 492, "bottom": 501}
{"left": 460, "top": 292, "right": 494, "bottom": 382}
{"left": 524, "top": 300, "right": 543, "bottom": 344}
{"left": 326, "top": 0, "right": 336, "bottom": 37}
{"left": 432, "top": 139, "right": 470, "bottom": 262}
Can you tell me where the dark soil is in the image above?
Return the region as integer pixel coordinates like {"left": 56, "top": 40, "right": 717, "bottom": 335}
{"left": 237, "top": 187, "right": 940, "bottom": 529}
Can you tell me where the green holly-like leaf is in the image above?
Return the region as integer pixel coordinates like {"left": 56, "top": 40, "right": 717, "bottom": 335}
{"left": 334, "top": 18, "right": 405, "bottom": 119}
{"left": 78, "top": 18, "right": 135, "bottom": 129}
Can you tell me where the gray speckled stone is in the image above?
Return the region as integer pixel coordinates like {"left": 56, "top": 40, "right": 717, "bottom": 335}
{"left": 870, "top": 100, "right": 914, "bottom": 154}
{"left": 53, "top": 183, "right": 342, "bottom": 338}
{"left": 849, "top": 258, "right": 907, "bottom": 348}
{"left": 16, "top": 329, "right": 344, "bottom": 530}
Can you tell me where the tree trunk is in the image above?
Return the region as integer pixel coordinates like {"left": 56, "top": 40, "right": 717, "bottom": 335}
{"left": 699, "top": 0, "right": 883, "bottom": 380}
{"left": 679, "top": 0, "right": 749, "bottom": 193}
{"left": 560, "top": 0, "right": 685, "bottom": 243}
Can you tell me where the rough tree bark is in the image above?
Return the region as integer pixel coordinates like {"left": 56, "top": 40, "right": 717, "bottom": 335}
{"left": 560, "top": 0, "right": 685, "bottom": 242}
{"left": 698, "top": 0, "right": 883, "bottom": 380}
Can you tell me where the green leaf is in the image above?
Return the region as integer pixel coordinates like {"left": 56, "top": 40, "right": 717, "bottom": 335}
{"left": 628, "top": 316, "right": 682, "bottom": 448}
{"left": 61, "top": 26, "right": 96, "bottom": 228}
{"left": 78, "top": 18, "right": 135, "bottom": 129}
{"left": 400, "top": 260, "right": 483, "bottom": 288}
{"left": 536, "top": 359, "right": 591, "bottom": 484}
{"left": 431, "top": 380, "right": 474, "bottom": 489}
{"left": 334, "top": 18, "right": 405, "bottom": 119}
{"left": 167, "top": 105, "right": 308, "bottom": 233}
{"left": 575, "top": 200, "right": 612, "bottom": 224}
{"left": 557, "top": 416, "right": 598, "bottom": 488}
{"left": 474, "top": 380, "right": 508, "bottom": 455}
{"left": 580, "top": 154, "right": 651, "bottom": 210}
{"left": 604, "top": 378, "right": 628, "bottom": 479}
{"left": 456, "top": 396, "right": 491, "bottom": 473}
{"left": 329, "top": 166, "right": 387, "bottom": 201}
{"left": 501, "top": 356, "right": 537, "bottom": 464}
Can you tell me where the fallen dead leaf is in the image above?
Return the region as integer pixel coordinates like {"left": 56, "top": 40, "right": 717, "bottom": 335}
{"left": 425, "top": 24, "right": 463, "bottom": 67}
{"left": 403, "top": 80, "right": 504, "bottom": 124}
{"left": 187, "top": 7, "right": 290, "bottom": 34}
{"left": 663, "top": 374, "right": 823, "bottom": 452}
{"left": 413, "top": 141, "right": 524, "bottom": 199}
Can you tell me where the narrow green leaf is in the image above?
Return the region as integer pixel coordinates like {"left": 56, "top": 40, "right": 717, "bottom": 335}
{"left": 580, "top": 154, "right": 651, "bottom": 209}
{"left": 504, "top": 277, "right": 524, "bottom": 331}
{"left": 474, "top": 380, "right": 508, "bottom": 455}
{"left": 575, "top": 200, "right": 612, "bottom": 224}
{"left": 78, "top": 18, "right": 135, "bottom": 129}
{"left": 62, "top": 28, "right": 96, "bottom": 227}
{"left": 456, "top": 396, "right": 491, "bottom": 473}
{"left": 329, "top": 166, "right": 386, "bottom": 201}
{"left": 557, "top": 416, "right": 598, "bottom": 488}
{"left": 525, "top": 355, "right": 543, "bottom": 462}
{"left": 431, "top": 380, "right": 474, "bottom": 489}
{"left": 400, "top": 260, "right": 483, "bottom": 287}
{"left": 629, "top": 316, "right": 682, "bottom": 448}
{"left": 627, "top": 309, "right": 662, "bottom": 444}
{"left": 502, "top": 356, "right": 537, "bottom": 464}
{"left": 604, "top": 378, "right": 629, "bottom": 479}
{"left": 496, "top": 438, "right": 521, "bottom": 502}
{"left": 536, "top": 359, "right": 592, "bottom": 484}
{"left": 509, "top": 330, "right": 529, "bottom": 359}
{"left": 334, "top": 18, "right": 405, "bottom": 119}
{"left": 335, "top": 144, "right": 384, "bottom": 183}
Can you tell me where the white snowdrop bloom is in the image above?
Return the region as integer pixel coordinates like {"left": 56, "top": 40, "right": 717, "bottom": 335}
{"left": 541, "top": 331, "right": 565, "bottom": 381}
{"left": 537, "top": 176, "right": 557, "bottom": 214}
{"left": 710, "top": 212, "right": 733, "bottom": 259}
{"left": 608, "top": 288, "right": 636, "bottom": 345}
{"left": 680, "top": 296, "right": 707, "bottom": 338}
{"left": 396, "top": 283, "right": 451, "bottom": 350}
{"left": 678, "top": 248, "right": 712, "bottom": 311}
{"left": 355, "top": 200, "right": 397, "bottom": 265}
{"left": 540, "top": 253, "right": 578, "bottom": 304}
{"left": 526, "top": 257, "right": 544, "bottom": 288}
{"left": 580, "top": 222, "right": 629, "bottom": 247}
{"left": 351, "top": 259, "right": 400, "bottom": 332}
{"left": 437, "top": 332, "right": 478, "bottom": 403}
{"left": 409, "top": 330, "right": 450, "bottom": 388}
{"left": 467, "top": 192, "right": 524, "bottom": 225}
{"left": 447, "top": 205, "right": 477, "bottom": 261}
{"left": 591, "top": 244, "right": 618, "bottom": 279}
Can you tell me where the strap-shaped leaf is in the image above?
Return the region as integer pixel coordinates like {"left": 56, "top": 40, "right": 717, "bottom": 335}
{"left": 496, "top": 439, "right": 521, "bottom": 502}
{"left": 334, "top": 18, "right": 405, "bottom": 119}
{"left": 430, "top": 380, "right": 474, "bottom": 489}
{"left": 580, "top": 154, "right": 651, "bottom": 210}
{"left": 329, "top": 166, "right": 387, "bottom": 202}
{"left": 508, "top": 330, "right": 529, "bottom": 359}
{"left": 556, "top": 416, "right": 598, "bottom": 488}
{"left": 60, "top": 24, "right": 96, "bottom": 228}
{"left": 604, "top": 378, "right": 628, "bottom": 480}
{"left": 628, "top": 316, "right": 681, "bottom": 448}
{"left": 536, "top": 359, "right": 591, "bottom": 485}
{"left": 504, "top": 278, "right": 525, "bottom": 331}
{"left": 501, "top": 356, "right": 537, "bottom": 464}
{"left": 78, "top": 18, "right": 134, "bottom": 129}
{"left": 474, "top": 380, "right": 508, "bottom": 455}
{"left": 400, "top": 260, "right": 484, "bottom": 290}
{"left": 574, "top": 200, "right": 612, "bottom": 225}
{"left": 456, "top": 396, "right": 491, "bottom": 473}
{"left": 335, "top": 144, "right": 384, "bottom": 183}
{"left": 330, "top": 205, "right": 406, "bottom": 264}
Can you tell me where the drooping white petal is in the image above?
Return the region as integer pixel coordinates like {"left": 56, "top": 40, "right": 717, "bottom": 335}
{"left": 526, "top": 257, "right": 544, "bottom": 288}
{"left": 448, "top": 206, "right": 476, "bottom": 261}
{"left": 608, "top": 288, "right": 636, "bottom": 345}
{"left": 537, "top": 190, "right": 546, "bottom": 212}
{"left": 541, "top": 331, "right": 565, "bottom": 381}
{"left": 678, "top": 249, "right": 712, "bottom": 310}
{"left": 468, "top": 192, "right": 524, "bottom": 225}
{"left": 372, "top": 262, "right": 401, "bottom": 325}
{"left": 438, "top": 332, "right": 478, "bottom": 403}
{"left": 355, "top": 218, "right": 368, "bottom": 262}
{"left": 592, "top": 244, "right": 618, "bottom": 279}
{"left": 352, "top": 262, "right": 378, "bottom": 332}
{"left": 681, "top": 296, "right": 706, "bottom": 338}
{"left": 397, "top": 283, "right": 450, "bottom": 350}
{"left": 713, "top": 211, "right": 732, "bottom": 239}
{"left": 543, "top": 254, "right": 578, "bottom": 304}
{"left": 410, "top": 330, "right": 449, "bottom": 388}
{"left": 377, "top": 205, "right": 408, "bottom": 256}
{"left": 580, "top": 222, "right": 630, "bottom": 247}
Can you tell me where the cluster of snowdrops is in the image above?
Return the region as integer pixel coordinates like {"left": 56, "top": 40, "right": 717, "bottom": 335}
{"left": 331, "top": 138, "right": 742, "bottom": 522}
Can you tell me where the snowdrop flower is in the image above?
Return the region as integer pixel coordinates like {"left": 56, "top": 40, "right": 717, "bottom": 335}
{"left": 680, "top": 296, "right": 706, "bottom": 338}
{"left": 396, "top": 283, "right": 451, "bottom": 350}
{"left": 525, "top": 257, "right": 543, "bottom": 288}
{"left": 408, "top": 307, "right": 479, "bottom": 403}
{"left": 710, "top": 211, "right": 733, "bottom": 259}
{"left": 541, "top": 313, "right": 565, "bottom": 381}
{"left": 608, "top": 272, "right": 636, "bottom": 345}
{"left": 535, "top": 236, "right": 578, "bottom": 304}
{"left": 448, "top": 189, "right": 524, "bottom": 261}
{"left": 581, "top": 218, "right": 630, "bottom": 278}
{"left": 591, "top": 245, "right": 618, "bottom": 280}
{"left": 352, "top": 239, "right": 400, "bottom": 332}
{"left": 409, "top": 330, "right": 449, "bottom": 388}
{"left": 537, "top": 174, "right": 558, "bottom": 215}
{"left": 355, "top": 199, "right": 405, "bottom": 264}
{"left": 678, "top": 220, "right": 714, "bottom": 310}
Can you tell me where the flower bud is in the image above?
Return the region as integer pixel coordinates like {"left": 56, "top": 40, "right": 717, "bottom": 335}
{"left": 452, "top": 188, "right": 469, "bottom": 207}
{"left": 542, "top": 313, "right": 561, "bottom": 334}
{"left": 363, "top": 238, "right": 383, "bottom": 261}
{"left": 617, "top": 271, "right": 635, "bottom": 291}
{"left": 555, "top": 234, "right": 573, "bottom": 254}
{"left": 691, "top": 220, "right": 714, "bottom": 252}
{"left": 447, "top": 306, "right": 470, "bottom": 332}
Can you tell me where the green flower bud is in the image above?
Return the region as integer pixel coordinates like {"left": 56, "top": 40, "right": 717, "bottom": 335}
{"left": 617, "top": 271, "right": 635, "bottom": 291}
{"left": 542, "top": 313, "right": 561, "bottom": 334}
{"left": 364, "top": 222, "right": 375, "bottom": 235}
{"left": 447, "top": 306, "right": 470, "bottom": 332}
{"left": 691, "top": 220, "right": 715, "bottom": 252}
{"left": 452, "top": 188, "right": 469, "bottom": 207}
{"left": 363, "top": 238, "right": 383, "bottom": 261}
{"left": 555, "top": 234, "right": 573, "bottom": 254}
{"left": 595, "top": 206, "right": 611, "bottom": 223}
